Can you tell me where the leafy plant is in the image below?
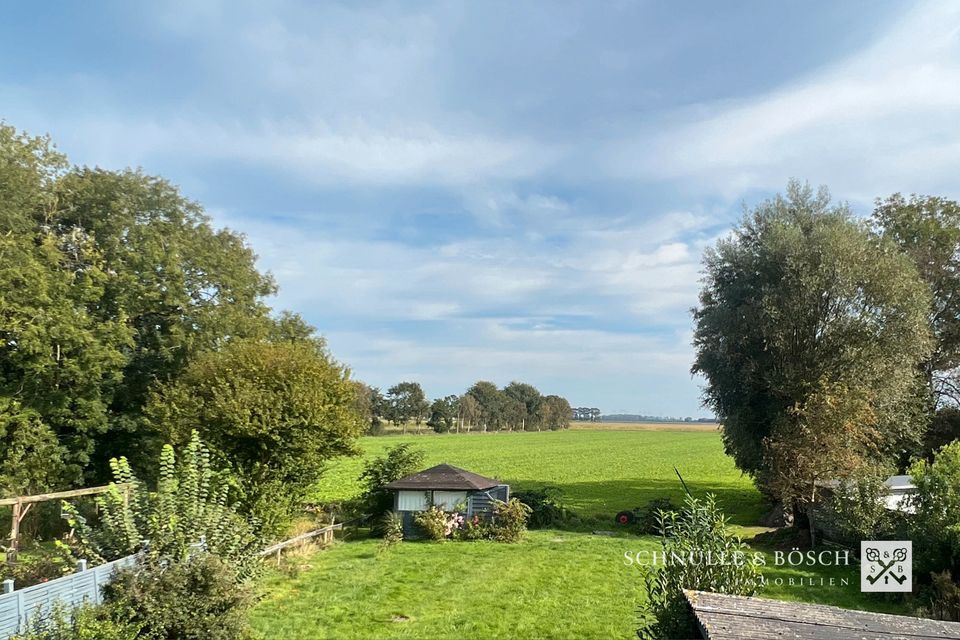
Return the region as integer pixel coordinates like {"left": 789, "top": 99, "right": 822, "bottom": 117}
{"left": 456, "top": 514, "right": 488, "bottom": 541}
{"left": 61, "top": 431, "right": 262, "bottom": 579}
{"left": 12, "top": 602, "right": 141, "bottom": 640}
{"left": 909, "top": 440, "right": 960, "bottom": 576}
{"left": 513, "top": 487, "right": 573, "bottom": 529}
{"left": 638, "top": 493, "right": 760, "bottom": 639}
{"left": 102, "top": 553, "right": 254, "bottom": 640}
{"left": 379, "top": 511, "right": 404, "bottom": 549}
{"left": 817, "top": 472, "right": 899, "bottom": 545}
{"left": 414, "top": 506, "right": 453, "bottom": 541}
{"left": 489, "top": 498, "right": 532, "bottom": 543}
{"left": 357, "top": 444, "right": 424, "bottom": 518}
{"left": 636, "top": 498, "right": 678, "bottom": 535}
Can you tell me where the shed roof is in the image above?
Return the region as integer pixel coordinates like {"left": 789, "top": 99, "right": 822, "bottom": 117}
{"left": 684, "top": 590, "right": 960, "bottom": 640}
{"left": 385, "top": 464, "right": 501, "bottom": 491}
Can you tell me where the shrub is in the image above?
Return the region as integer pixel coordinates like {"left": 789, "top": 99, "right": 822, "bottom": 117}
{"left": 909, "top": 440, "right": 960, "bottom": 576}
{"left": 636, "top": 498, "right": 678, "bottom": 535}
{"left": 513, "top": 487, "right": 573, "bottom": 528}
{"left": 414, "top": 506, "right": 458, "bottom": 541}
{"left": 489, "top": 498, "right": 532, "bottom": 543}
{"left": 379, "top": 511, "right": 404, "bottom": 548}
{"left": 61, "top": 431, "right": 262, "bottom": 580}
{"left": 0, "top": 552, "right": 72, "bottom": 588}
{"left": 102, "top": 553, "right": 254, "bottom": 640}
{"left": 638, "top": 493, "right": 760, "bottom": 639}
{"left": 357, "top": 444, "right": 424, "bottom": 518}
{"left": 12, "top": 602, "right": 140, "bottom": 640}
{"left": 456, "top": 514, "right": 489, "bottom": 541}
{"left": 817, "top": 472, "right": 900, "bottom": 545}
{"left": 922, "top": 570, "right": 960, "bottom": 622}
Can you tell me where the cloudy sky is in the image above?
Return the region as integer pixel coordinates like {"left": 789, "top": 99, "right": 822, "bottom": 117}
{"left": 3, "top": 1, "right": 960, "bottom": 416}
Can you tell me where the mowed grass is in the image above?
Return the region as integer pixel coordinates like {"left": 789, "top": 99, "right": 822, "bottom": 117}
{"left": 251, "top": 429, "right": 908, "bottom": 639}
{"left": 312, "top": 428, "right": 765, "bottom": 526}
{"left": 251, "top": 530, "right": 654, "bottom": 640}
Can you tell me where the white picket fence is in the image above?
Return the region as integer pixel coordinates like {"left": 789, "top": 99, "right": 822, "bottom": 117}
{"left": 0, "top": 555, "right": 137, "bottom": 639}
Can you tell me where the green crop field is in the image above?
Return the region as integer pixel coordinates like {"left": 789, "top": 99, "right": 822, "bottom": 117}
{"left": 251, "top": 429, "right": 907, "bottom": 639}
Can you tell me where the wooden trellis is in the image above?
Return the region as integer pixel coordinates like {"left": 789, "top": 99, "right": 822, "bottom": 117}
{"left": 1, "top": 484, "right": 132, "bottom": 563}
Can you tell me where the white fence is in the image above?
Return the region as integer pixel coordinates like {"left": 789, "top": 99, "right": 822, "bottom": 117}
{"left": 0, "top": 555, "right": 137, "bottom": 639}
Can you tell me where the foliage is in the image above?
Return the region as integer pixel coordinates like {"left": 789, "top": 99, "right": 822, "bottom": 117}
{"left": 145, "top": 338, "right": 364, "bottom": 533}
{"left": 61, "top": 432, "right": 261, "bottom": 579}
{"left": 817, "top": 472, "right": 899, "bottom": 546}
{"left": 763, "top": 379, "right": 882, "bottom": 509}
{"left": 909, "top": 440, "right": 960, "bottom": 576}
{"left": 638, "top": 493, "right": 760, "bottom": 639}
{"left": 489, "top": 498, "right": 532, "bottom": 543}
{"left": 384, "top": 382, "right": 429, "bottom": 431}
{"left": 0, "top": 551, "right": 73, "bottom": 587}
{"left": 427, "top": 395, "right": 459, "bottom": 433}
{"left": 540, "top": 395, "right": 572, "bottom": 430}
{"left": 379, "top": 511, "right": 404, "bottom": 548}
{"left": 875, "top": 194, "right": 960, "bottom": 403}
{"left": 512, "top": 487, "right": 574, "bottom": 528}
{"left": 636, "top": 498, "right": 678, "bottom": 535}
{"left": 456, "top": 514, "right": 489, "bottom": 541}
{"left": 924, "top": 407, "right": 960, "bottom": 460}
{"left": 11, "top": 602, "right": 141, "bottom": 640}
{"left": 466, "top": 381, "right": 504, "bottom": 431}
{"left": 102, "top": 553, "right": 255, "bottom": 640}
{"left": 692, "top": 182, "right": 932, "bottom": 500}
{"left": 503, "top": 382, "right": 542, "bottom": 430}
{"left": 0, "top": 400, "right": 65, "bottom": 496}
{"left": 414, "top": 506, "right": 453, "bottom": 541}
{"left": 357, "top": 443, "right": 424, "bottom": 518}
{"left": 919, "top": 571, "right": 960, "bottom": 622}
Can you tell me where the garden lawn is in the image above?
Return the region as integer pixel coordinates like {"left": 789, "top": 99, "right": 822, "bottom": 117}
{"left": 250, "top": 530, "right": 652, "bottom": 640}
{"left": 312, "top": 428, "right": 764, "bottom": 526}
{"left": 252, "top": 429, "right": 910, "bottom": 639}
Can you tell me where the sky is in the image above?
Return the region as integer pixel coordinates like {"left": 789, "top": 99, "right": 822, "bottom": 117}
{"left": 3, "top": 1, "right": 960, "bottom": 416}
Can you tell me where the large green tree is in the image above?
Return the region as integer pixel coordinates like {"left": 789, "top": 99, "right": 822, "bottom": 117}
{"left": 504, "top": 381, "right": 543, "bottom": 430}
{"left": 145, "top": 338, "right": 363, "bottom": 529}
{"left": 692, "top": 182, "right": 932, "bottom": 503}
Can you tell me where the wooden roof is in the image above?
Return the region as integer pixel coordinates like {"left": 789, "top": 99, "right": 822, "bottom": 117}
{"left": 685, "top": 590, "right": 960, "bottom": 640}
{"left": 385, "top": 464, "right": 501, "bottom": 491}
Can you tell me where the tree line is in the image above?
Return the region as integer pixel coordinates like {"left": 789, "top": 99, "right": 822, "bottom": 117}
{"left": 350, "top": 380, "right": 572, "bottom": 434}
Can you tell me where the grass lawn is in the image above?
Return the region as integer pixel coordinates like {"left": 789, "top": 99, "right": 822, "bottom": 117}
{"left": 252, "top": 429, "right": 911, "bottom": 639}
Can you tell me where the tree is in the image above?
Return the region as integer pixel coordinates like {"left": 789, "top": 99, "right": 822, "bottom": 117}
{"left": 144, "top": 339, "right": 364, "bottom": 531}
{"left": 466, "top": 381, "right": 504, "bottom": 431}
{"left": 540, "top": 395, "right": 572, "bottom": 430}
{"left": 0, "top": 400, "right": 65, "bottom": 496}
{"left": 692, "top": 182, "right": 932, "bottom": 503}
{"left": 385, "top": 382, "right": 429, "bottom": 433}
{"left": 504, "top": 382, "right": 542, "bottom": 430}
{"left": 909, "top": 440, "right": 960, "bottom": 577}
{"left": 458, "top": 393, "right": 480, "bottom": 432}
{"left": 427, "top": 395, "right": 459, "bottom": 433}
{"left": 875, "top": 194, "right": 960, "bottom": 404}
{"left": 358, "top": 444, "right": 425, "bottom": 517}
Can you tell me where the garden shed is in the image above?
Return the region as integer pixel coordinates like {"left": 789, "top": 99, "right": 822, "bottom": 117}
{"left": 385, "top": 464, "right": 509, "bottom": 538}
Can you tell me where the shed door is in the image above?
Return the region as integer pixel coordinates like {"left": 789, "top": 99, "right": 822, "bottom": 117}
{"left": 397, "top": 490, "right": 429, "bottom": 511}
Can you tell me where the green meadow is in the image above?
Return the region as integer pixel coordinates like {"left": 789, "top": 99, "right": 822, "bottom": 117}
{"left": 251, "top": 428, "right": 906, "bottom": 639}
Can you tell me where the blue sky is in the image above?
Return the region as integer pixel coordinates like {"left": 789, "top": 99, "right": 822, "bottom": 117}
{"left": 3, "top": 1, "right": 960, "bottom": 416}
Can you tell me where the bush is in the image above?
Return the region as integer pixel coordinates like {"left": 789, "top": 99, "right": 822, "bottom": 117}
{"left": 357, "top": 444, "right": 424, "bottom": 518}
{"left": 489, "top": 499, "right": 531, "bottom": 543}
{"left": 413, "top": 506, "right": 462, "bottom": 541}
{"left": 636, "top": 498, "right": 678, "bottom": 535}
{"left": 102, "top": 554, "right": 254, "bottom": 640}
{"left": 0, "top": 552, "right": 72, "bottom": 588}
{"left": 817, "top": 472, "right": 901, "bottom": 545}
{"left": 12, "top": 602, "right": 140, "bottom": 640}
{"left": 456, "top": 514, "right": 489, "bottom": 541}
{"left": 513, "top": 487, "right": 573, "bottom": 529}
{"left": 638, "top": 493, "right": 760, "bottom": 639}
{"left": 379, "top": 511, "right": 404, "bottom": 548}
{"left": 909, "top": 440, "right": 960, "bottom": 576}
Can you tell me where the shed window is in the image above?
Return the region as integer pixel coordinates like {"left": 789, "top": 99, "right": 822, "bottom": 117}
{"left": 397, "top": 490, "right": 429, "bottom": 511}
{"left": 432, "top": 490, "right": 468, "bottom": 511}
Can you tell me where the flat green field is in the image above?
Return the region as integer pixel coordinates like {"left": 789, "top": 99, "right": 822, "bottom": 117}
{"left": 311, "top": 429, "right": 764, "bottom": 526}
{"left": 251, "top": 429, "right": 907, "bottom": 639}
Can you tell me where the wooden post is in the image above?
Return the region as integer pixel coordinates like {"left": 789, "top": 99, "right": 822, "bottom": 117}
{"left": 8, "top": 500, "right": 20, "bottom": 564}
{"left": 2, "top": 579, "right": 13, "bottom": 594}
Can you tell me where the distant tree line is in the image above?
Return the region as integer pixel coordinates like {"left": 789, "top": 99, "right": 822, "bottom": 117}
{"left": 571, "top": 407, "right": 601, "bottom": 421}
{"left": 350, "top": 380, "right": 572, "bottom": 434}
{"left": 601, "top": 414, "right": 718, "bottom": 423}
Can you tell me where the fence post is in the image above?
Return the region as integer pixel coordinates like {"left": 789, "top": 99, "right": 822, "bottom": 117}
{"left": 2, "top": 579, "right": 13, "bottom": 594}
{"left": 76, "top": 559, "right": 88, "bottom": 573}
